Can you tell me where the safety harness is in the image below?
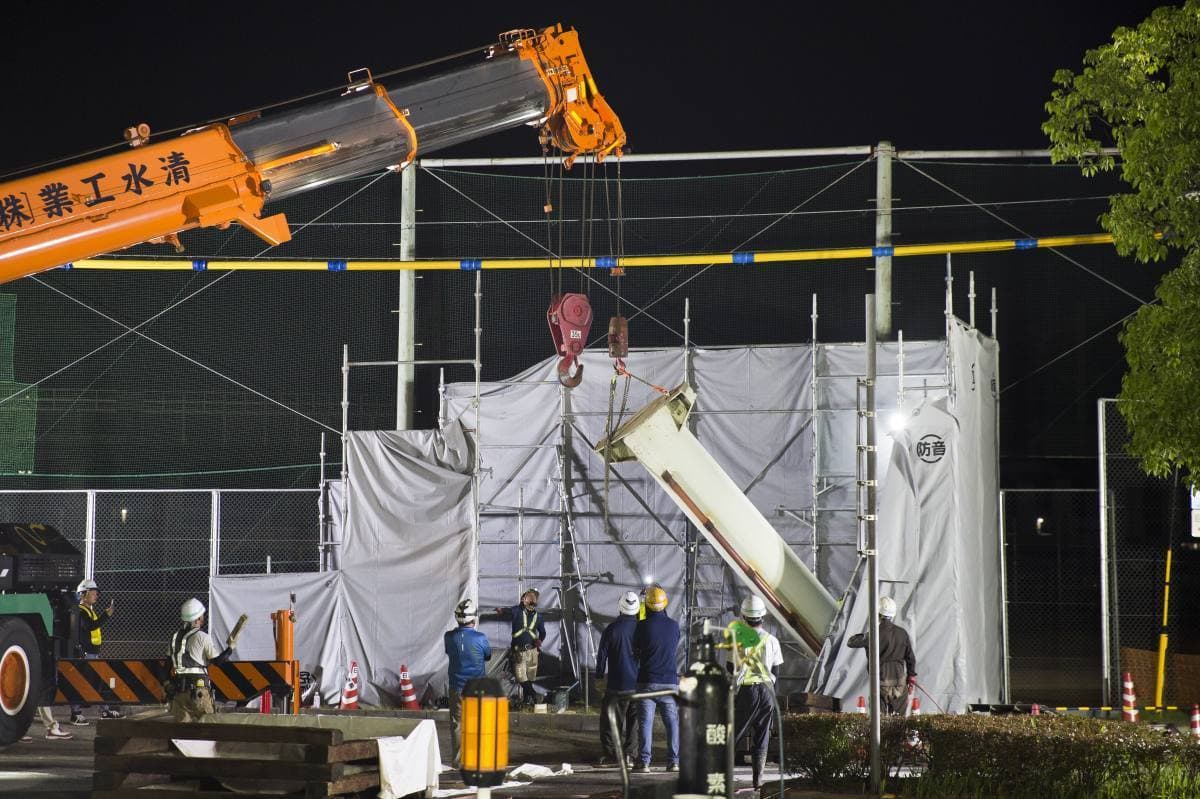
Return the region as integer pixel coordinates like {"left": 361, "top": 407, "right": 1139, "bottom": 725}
{"left": 512, "top": 608, "right": 540, "bottom": 646}
{"left": 170, "top": 626, "right": 208, "bottom": 677}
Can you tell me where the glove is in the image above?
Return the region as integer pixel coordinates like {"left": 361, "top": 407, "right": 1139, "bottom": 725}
{"left": 907, "top": 674, "right": 918, "bottom": 691}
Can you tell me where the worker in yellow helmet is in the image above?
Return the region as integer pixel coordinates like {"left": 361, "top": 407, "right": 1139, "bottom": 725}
{"left": 631, "top": 585, "right": 680, "bottom": 773}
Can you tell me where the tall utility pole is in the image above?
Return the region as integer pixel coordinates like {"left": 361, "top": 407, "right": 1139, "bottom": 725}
{"left": 865, "top": 295, "right": 882, "bottom": 794}
{"left": 874, "top": 142, "right": 895, "bottom": 337}
{"left": 396, "top": 166, "right": 417, "bottom": 430}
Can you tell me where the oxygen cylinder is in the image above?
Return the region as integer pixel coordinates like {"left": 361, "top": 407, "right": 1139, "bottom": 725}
{"left": 676, "top": 634, "right": 731, "bottom": 798}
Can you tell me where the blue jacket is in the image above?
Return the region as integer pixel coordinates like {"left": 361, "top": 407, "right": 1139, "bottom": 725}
{"left": 445, "top": 625, "right": 491, "bottom": 692}
{"left": 595, "top": 614, "right": 638, "bottom": 691}
{"left": 507, "top": 603, "right": 546, "bottom": 649}
{"left": 633, "top": 610, "right": 680, "bottom": 686}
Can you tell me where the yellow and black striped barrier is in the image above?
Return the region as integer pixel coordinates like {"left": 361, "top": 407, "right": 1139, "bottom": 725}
{"left": 53, "top": 659, "right": 297, "bottom": 706}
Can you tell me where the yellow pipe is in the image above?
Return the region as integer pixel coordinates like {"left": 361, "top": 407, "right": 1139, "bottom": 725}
{"left": 1155, "top": 548, "right": 1172, "bottom": 708}
{"left": 68, "top": 231, "right": 1118, "bottom": 273}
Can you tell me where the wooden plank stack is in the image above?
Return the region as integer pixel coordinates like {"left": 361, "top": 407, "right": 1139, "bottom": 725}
{"left": 92, "top": 717, "right": 386, "bottom": 798}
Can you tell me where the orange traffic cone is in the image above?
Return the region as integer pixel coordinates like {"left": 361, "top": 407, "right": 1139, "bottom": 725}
{"left": 1121, "top": 672, "right": 1138, "bottom": 723}
{"left": 398, "top": 663, "right": 419, "bottom": 710}
{"left": 340, "top": 661, "right": 361, "bottom": 710}
{"left": 855, "top": 695, "right": 866, "bottom": 714}
{"left": 1191, "top": 705, "right": 1199, "bottom": 739}
{"left": 1030, "top": 703, "right": 1039, "bottom": 716}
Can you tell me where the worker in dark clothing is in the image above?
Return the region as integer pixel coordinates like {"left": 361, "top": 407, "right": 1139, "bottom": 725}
{"left": 632, "top": 585, "right": 680, "bottom": 774}
{"left": 445, "top": 599, "right": 491, "bottom": 768}
{"left": 595, "top": 591, "right": 641, "bottom": 767}
{"left": 495, "top": 588, "right": 546, "bottom": 707}
{"left": 847, "top": 595, "right": 917, "bottom": 715}
{"left": 70, "top": 579, "right": 122, "bottom": 725}
{"left": 731, "top": 596, "right": 784, "bottom": 790}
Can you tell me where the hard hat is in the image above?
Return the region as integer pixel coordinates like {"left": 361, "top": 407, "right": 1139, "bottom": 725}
{"left": 740, "top": 595, "right": 767, "bottom": 621}
{"left": 181, "top": 597, "right": 206, "bottom": 623}
{"left": 76, "top": 578, "right": 98, "bottom": 593}
{"left": 878, "top": 596, "right": 897, "bottom": 619}
{"left": 455, "top": 598, "right": 478, "bottom": 624}
{"left": 618, "top": 591, "right": 640, "bottom": 616}
{"left": 645, "top": 586, "right": 668, "bottom": 612}
{"left": 521, "top": 588, "right": 540, "bottom": 600}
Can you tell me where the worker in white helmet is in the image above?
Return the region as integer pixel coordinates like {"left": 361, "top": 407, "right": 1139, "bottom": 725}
{"left": 847, "top": 595, "right": 917, "bottom": 714}
{"left": 594, "top": 590, "right": 641, "bottom": 768}
{"left": 731, "top": 595, "right": 784, "bottom": 790}
{"left": 69, "top": 578, "right": 121, "bottom": 725}
{"left": 168, "top": 598, "right": 238, "bottom": 722}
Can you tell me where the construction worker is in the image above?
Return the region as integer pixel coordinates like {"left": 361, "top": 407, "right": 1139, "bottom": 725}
{"left": 444, "top": 599, "right": 491, "bottom": 768}
{"left": 632, "top": 585, "right": 679, "bottom": 774}
{"left": 594, "top": 590, "right": 641, "bottom": 767}
{"left": 731, "top": 595, "right": 784, "bottom": 790}
{"left": 847, "top": 595, "right": 917, "bottom": 715}
{"left": 168, "top": 598, "right": 237, "bottom": 722}
{"left": 495, "top": 588, "right": 546, "bottom": 707}
{"left": 70, "top": 578, "right": 122, "bottom": 725}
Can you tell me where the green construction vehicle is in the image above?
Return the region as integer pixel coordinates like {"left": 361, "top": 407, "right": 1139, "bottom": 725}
{"left": 0, "top": 523, "right": 82, "bottom": 745}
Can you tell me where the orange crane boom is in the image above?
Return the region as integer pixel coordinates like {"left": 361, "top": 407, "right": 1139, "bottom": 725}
{"left": 0, "top": 24, "right": 625, "bottom": 285}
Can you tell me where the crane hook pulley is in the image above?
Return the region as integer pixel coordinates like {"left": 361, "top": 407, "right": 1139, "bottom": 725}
{"left": 547, "top": 292, "right": 593, "bottom": 387}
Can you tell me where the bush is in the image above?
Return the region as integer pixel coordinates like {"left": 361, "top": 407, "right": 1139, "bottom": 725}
{"left": 782, "top": 713, "right": 1200, "bottom": 798}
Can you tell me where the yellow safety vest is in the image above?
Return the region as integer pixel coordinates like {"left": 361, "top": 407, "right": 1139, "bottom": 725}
{"left": 80, "top": 603, "right": 102, "bottom": 646}
{"left": 740, "top": 638, "right": 773, "bottom": 686}
{"left": 512, "top": 608, "right": 539, "bottom": 639}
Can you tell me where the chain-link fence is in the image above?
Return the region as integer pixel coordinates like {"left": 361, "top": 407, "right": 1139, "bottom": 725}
{"left": 0, "top": 488, "right": 318, "bottom": 658}
{"left": 1099, "top": 399, "right": 1199, "bottom": 707}
{"left": 1002, "top": 488, "right": 1101, "bottom": 707}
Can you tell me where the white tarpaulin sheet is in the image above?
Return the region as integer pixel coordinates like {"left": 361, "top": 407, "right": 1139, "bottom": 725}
{"left": 211, "top": 422, "right": 476, "bottom": 705}
{"left": 211, "top": 329, "right": 998, "bottom": 708}
{"left": 809, "top": 320, "right": 1002, "bottom": 711}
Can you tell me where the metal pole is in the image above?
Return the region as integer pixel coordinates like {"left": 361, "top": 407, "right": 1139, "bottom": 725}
{"left": 968, "top": 271, "right": 976, "bottom": 330}
{"left": 874, "top": 143, "right": 894, "bottom": 337}
{"left": 341, "top": 344, "right": 350, "bottom": 536}
{"left": 437, "top": 368, "right": 447, "bottom": 429}
{"left": 811, "top": 294, "right": 820, "bottom": 572}
{"left": 210, "top": 490, "right": 221, "bottom": 578}
{"left": 559, "top": 384, "right": 574, "bottom": 683}
{"left": 473, "top": 271, "right": 483, "bottom": 588}
{"left": 865, "top": 295, "right": 881, "bottom": 794}
{"left": 396, "top": 165, "right": 417, "bottom": 430}
{"left": 517, "top": 486, "right": 525, "bottom": 597}
{"left": 1098, "top": 398, "right": 1112, "bottom": 704}
{"left": 84, "top": 490, "right": 96, "bottom": 580}
{"left": 991, "top": 287, "right": 998, "bottom": 339}
{"left": 318, "top": 431, "right": 328, "bottom": 572}
{"left": 683, "top": 297, "right": 695, "bottom": 660}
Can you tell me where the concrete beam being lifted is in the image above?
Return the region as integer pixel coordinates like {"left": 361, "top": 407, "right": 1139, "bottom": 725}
{"left": 597, "top": 384, "right": 838, "bottom": 656}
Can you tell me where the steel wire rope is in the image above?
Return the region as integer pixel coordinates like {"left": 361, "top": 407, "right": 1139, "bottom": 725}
{"left": 592, "top": 157, "right": 875, "bottom": 347}
{"left": 9, "top": 169, "right": 394, "bottom": 436}
{"left": 0, "top": 42, "right": 494, "bottom": 183}
{"left": 1001, "top": 304, "right": 1151, "bottom": 394}
{"left": 421, "top": 166, "right": 686, "bottom": 340}
{"left": 899, "top": 160, "right": 1151, "bottom": 307}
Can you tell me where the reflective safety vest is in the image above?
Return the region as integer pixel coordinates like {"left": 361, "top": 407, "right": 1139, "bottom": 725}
{"left": 738, "top": 640, "right": 774, "bottom": 686}
{"left": 170, "top": 626, "right": 208, "bottom": 676}
{"left": 513, "top": 608, "right": 540, "bottom": 640}
{"left": 80, "top": 603, "right": 102, "bottom": 646}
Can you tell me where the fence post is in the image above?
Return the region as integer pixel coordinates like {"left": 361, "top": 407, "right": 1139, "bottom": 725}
{"left": 210, "top": 490, "right": 221, "bottom": 578}
{"left": 1098, "top": 399, "right": 1112, "bottom": 704}
{"left": 84, "top": 490, "right": 96, "bottom": 579}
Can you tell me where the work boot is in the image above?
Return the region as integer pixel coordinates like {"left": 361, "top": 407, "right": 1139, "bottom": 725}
{"left": 631, "top": 762, "right": 650, "bottom": 774}
{"left": 752, "top": 753, "right": 767, "bottom": 789}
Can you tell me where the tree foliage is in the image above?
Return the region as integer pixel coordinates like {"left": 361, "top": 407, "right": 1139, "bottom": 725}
{"left": 1044, "top": 1, "right": 1200, "bottom": 486}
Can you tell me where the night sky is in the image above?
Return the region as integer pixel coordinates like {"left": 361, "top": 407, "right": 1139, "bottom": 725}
{"left": 0, "top": 2, "right": 1167, "bottom": 172}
